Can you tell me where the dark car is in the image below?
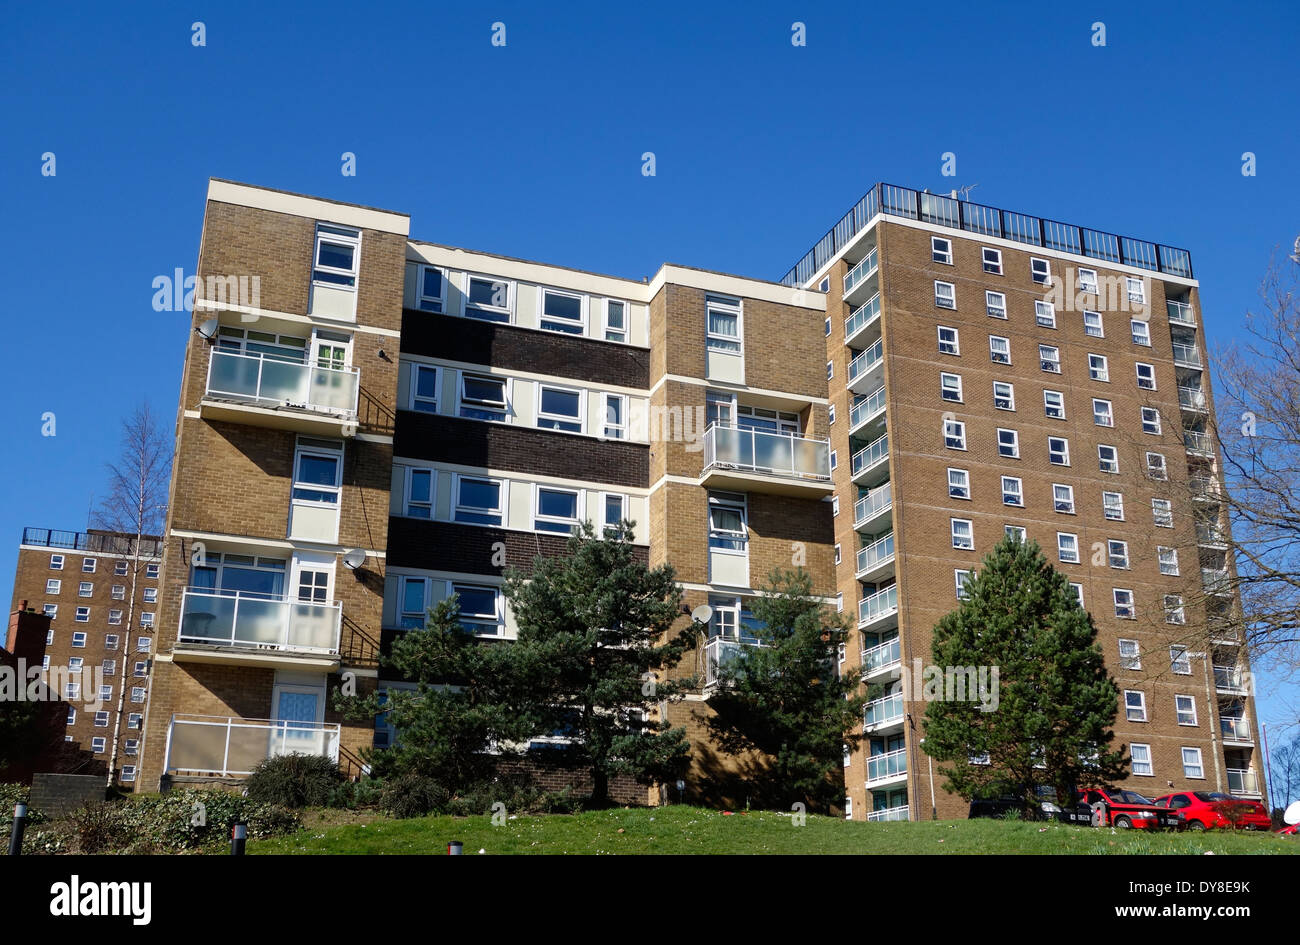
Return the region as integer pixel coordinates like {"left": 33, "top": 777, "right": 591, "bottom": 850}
{"left": 1079, "top": 787, "right": 1180, "bottom": 830}
{"left": 1153, "top": 791, "right": 1271, "bottom": 831}
{"left": 968, "top": 784, "right": 1091, "bottom": 824}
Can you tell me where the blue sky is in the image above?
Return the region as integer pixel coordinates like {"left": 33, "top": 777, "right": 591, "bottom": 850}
{"left": 1, "top": 2, "right": 1297, "bottom": 742}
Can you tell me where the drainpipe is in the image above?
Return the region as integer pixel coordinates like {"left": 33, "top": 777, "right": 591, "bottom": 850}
{"left": 1198, "top": 653, "right": 1223, "bottom": 791}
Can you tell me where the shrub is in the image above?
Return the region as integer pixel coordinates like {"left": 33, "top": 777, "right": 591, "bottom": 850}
{"left": 381, "top": 775, "right": 451, "bottom": 818}
{"left": 0, "top": 783, "right": 46, "bottom": 832}
{"left": 112, "top": 790, "right": 301, "bottom": 851}
{"left": 327, "top": 778, "right": 385, "bottom": 810}
{"left": 68, "top": 802, "right": 130, "bottom": 854}
{"left": 244, "top": 754, "right": 342, "bottom": 809}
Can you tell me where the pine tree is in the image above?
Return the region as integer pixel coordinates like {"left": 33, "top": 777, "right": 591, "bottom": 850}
{"left": 705, "top": 568, "right": 865, "bottom": 813}
{"left": 923, "top": 535, "right": 1129, "bottom": 817}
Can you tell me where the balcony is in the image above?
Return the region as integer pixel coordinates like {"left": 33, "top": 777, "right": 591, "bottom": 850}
{"left": 865, "top": 746, "right": 907, "bottom": 787}
{"left": 1172, "top": 343, "right": 1203, "bottom": 369}
{"left": 1189, "top": 477, "right": 1223, "bottom": 503}
{"left": 703, "top": 636, "right": 764, "bottom": 689}
{"left": 164, "top": 714, "right": 341, "bottom": 779}
{"left": 701, "top": 424, "right": 833, "bottom": 498}
{"left": 858, "top": 585, "right": 899, "bottom": 631}
{"left": 20, "top": 527, "right": 163, "bottom": 557}
{"left": 1197, "top": 523, "right": 1228, "bottom": 548}
{"left": 844, "top": 294, "right": 882, "bottom": 346}
{"left": 849, "top": 386, "right": 887, "bottom": 436}
{"left": 847, "top": 338, "right": 885, "bottom": 394}
{"left": 854, "top": 483, "right": 893, "bottom": 533}
{"left": 1220, "top": 716, "right": 1253, "bottom": 744}
{"left": 1226, "top": 767, "right": 1261, "bottom": 797}
{"left": 202, "top": 350, "right": 360, "bottom": 436}
{"left": 863, "top": 692, "right": 905, "bottom": 733}
{"left": 855, "top": 532, "right": 896, "bottom": 582}
{"left": 851, "top": 432, "right": 890, "bottom": 488}
{"left": 1167, "top": 300, "right": 1196, "bottom": 326}
{"left": 1201, "top": 568, "right": 1232, "bottom": 596}
{"left": 1178, "top": 386, "right": 1208, "bottom": 412}
{"left": 866, "top": 804, "right": 910, "bottom": 822}
{"left": 860, "top": 637, "right": 902, "bottom": 680}
{"left": 1184, "top": 430, "right": 1214, "bottom": 456}
{"left": 842, "top": 246, "right": 879, "bottom": 303}
{"left": 174, "top": 588, "right": 342, "bottom": 670}
{"left": 1214, "top": 664, "right": 1247, "bottom": 694}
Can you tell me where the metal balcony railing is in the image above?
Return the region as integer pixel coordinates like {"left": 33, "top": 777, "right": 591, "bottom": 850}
{"left": 847, "top": 338, "right": 884, "bottom": 388}
{"left": 1226, "top": 767, "right": 1260, "bottom": 795}
{"left": 1167, "top": 300, "right": 1196, "bottom": 326}
{"left": 1201, "top": 568, "right": 1232, "bottom": 595}
{"left": 1172, "top": 343, "right": 1203, "bottom": 369}
{"left": 702, "top": 425, "right": 831, "bottom": 482}
{"left": 854, "top": 483, "right": 893, "bottom": 529}
{"left": 1178, "top": 387, "right": 1207, "bottom": 411}
{"left": 850, "top": 386, "right": 887, "bottom": 429}
{"left": 863, "top": 692, "right": 905, "bottom": 730}
{"left": 1220, "top": 717, "right": 1251, "bottom": 742}
{"left": 845, "top": 293, "right": 882, "bottom": 341}
{"left": 178, "top": 588, "right": 342, "bottom": 655}
{"left": 703, "top": 636, "right": 765, "bottom": 688}
{"left": 866, "top": 747, "right": 907, "bottom": 785}
{"left": 1214, "top": 664, "right": 1246, "bottom": 693}
{"left": 843, "top": 246, "right": 879, "bottom": 297}
{"left": 165, "top": 714, "right": 341, "bottom": 777}
{"left": 206, "top": 350, "right": 360, "bottom": 417}
{"left": 860, "top": 637, "right": 901, "bottom": 676}
{"left": 1197, "top": 523, "right": 1227, "bottom": 546}
{"left": 858, "top": 585, "right": 899, "bottom": 628}
{"left": 851, "top": 433, "right": 890, "bottom": 480}
{"left": 866, "top": 804, "right": 910, "bottom": 822}
{"left": 20, "top": 527, "right": 163, "bottom": 556}
{"left": 856, "top": 532, "right": 896, "bottom": 578}
{"left": 1185, "top": 430, "right": 1214, "bottom": 455}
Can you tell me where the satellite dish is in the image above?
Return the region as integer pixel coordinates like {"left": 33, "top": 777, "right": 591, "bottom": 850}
{"left": 1285, "top": 800, "right": 1300, "bottom": 826}
{"left": 690, "top": 604, "right": 714, "bottom": 625}
{"left": 342, "top": 548, "right": 367, "bottom": 570}
{"left": 195, "top": 316, "right": 219, "bottom": 340}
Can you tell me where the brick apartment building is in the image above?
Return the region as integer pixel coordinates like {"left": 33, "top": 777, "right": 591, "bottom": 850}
{"left": 6, "top": 530, "right": 163, "bottom": 784}
{"left": 105, "top": 178, "right": 1258, "bottom": 817}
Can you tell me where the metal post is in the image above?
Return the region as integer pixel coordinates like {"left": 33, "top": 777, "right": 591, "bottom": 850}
{"left": 230, "top": 821, "right": 246, "bottom": 855}
{"left": 8, "top": 803, "right": 27, "bottom": 856}
{"left": 448, "top": 840, "right": 463, "bottom": 855}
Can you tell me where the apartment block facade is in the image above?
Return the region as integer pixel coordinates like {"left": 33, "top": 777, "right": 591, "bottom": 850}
{"left": 117, "top": 178, "right": 1258, "bottom": 817}
{"left": 8, "top": 529, "right": 164, "bottom": 783}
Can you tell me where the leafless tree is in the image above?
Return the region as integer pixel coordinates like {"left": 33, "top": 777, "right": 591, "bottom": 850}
{"left": 91, "top": 403, "right": 172, "bottom": 787}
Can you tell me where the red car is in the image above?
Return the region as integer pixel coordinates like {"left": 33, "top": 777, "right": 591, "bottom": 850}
{"left": 1153, "top": 791, "right": 1271, "bottom": 831}
{"left": 1078, "top": 788, "right": 1180, "bottom": 830}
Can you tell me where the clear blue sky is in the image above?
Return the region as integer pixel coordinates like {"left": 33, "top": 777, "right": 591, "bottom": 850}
{"left": 2, "top": 2, "right": 1297, "bottom": 745}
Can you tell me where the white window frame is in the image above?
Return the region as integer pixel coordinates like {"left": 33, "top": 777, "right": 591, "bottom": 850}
{"left": 1088, "top": 353, "right": 1109, "bottom": 382}
{"left": 997, "top": 428, "right": 1020, "bottom": 459}
{"left": 450, "top": 582, "right": 505, "bottom": 637}
{"left": 950, "top": 518, "right": 974, "bottom": 551}
{"left": 533, "top": 483, "right": 583, "bottom": 535}
{"left": 1108, "top": 540, "right": 1130, "bottom": 570}
{"left": 458, "top": 372, "right": 509, "bottom": 422}
{"left": 111, "top": 584, "right": 126, "bottom": 600}
{"left": 1002, "top": 476, "right": 1024, "bottom": 507}
{"left": 1103, "top": 491, "right": 1124, "bottom": 521}
{"left": 931, "top": 236, "right": 953, "bottom": 265}
{"left": 940, "top": 372, "right": 963, "bottom": 403}
{"left": 292, "top": 437, "right": 343, "bottom": 508}
{"left": 143, "top": 587, "right": 157, "bottom": 603}
{"left": 944, "top": 418, "right": 967, "bottom": 451}
{"left": 49, "top": 554, "right": 64, "bottom": 570}
{"left": 91, "top": 737, "right": 106, "bottom": 754}
{"left": 1077, "top": 268, "right": 1099, "bottom": 294}
{"left": 416, "top": 264, "right": 446, "bottom": 313}
{"left": 537, "top": 383, "right": 585, "bottom": 434}
{"left": 104, "top": 634, "right": 119, "bottom": 650}
{"left": 410, "top": 364, "right": 440, "bottom": 414}
{"left": 1119, "top": 639, "right": 1141, "bottom": 671}
{"left": 82, "top": 558, "right": 96, "bottom": 573}
{"left": 1182, "top": 747, "right": 1204, "bottom": 779}
{"left": 1158, "top": 546, "right": 1179, "bottom": 575}
{"left": 989, "top": 335, "right": 1010, "bottom": 364}
{"left": 1125, "top": 690, "right": 1147, "bottom": 722}
{"left": 1126, "top": 276, "right": 1146, "bottom": 304}
{"left": 1004, "top": 525, "right": 1027, "bottom": 542}
{"left": 398, "top": 576, "right": 431, "bottom": 629}
{"left": 1035, "top": 300, "right": 1056, "bottom": 328}
{"left": 1141, "top": 407, "right": 1161, "bottom": 435}
{"left": 108, "top": 610, "right": 122, "bottom": 626}
{"left": 992, "top": 381, "right": 1015, "bottom": 411}
{"left": 602, "top": 393, "right": 628, "bottom": 440}
{"left": 1165, "top": 595, "right": 1186, "bottom": 625}
{"left": 1053, "top": 484, "right": 1075, "bottom": 514}
{"left": 405, "top": 466, "right": 435, "bottom": 519}
{"left": 706, "top": 294, "right": 743, "bottom": 353}
{"left": 986, "top": 291, "right": 1007, "bottom": 319}
{"left": 1146, "top": 452, "right": 1168, "bottom": 480}
{"left": 1098, "top": 444, "right": 1119, "bottom": 474}
{"left": 982, "top": 247, "right": 1003, "bottom": 275}
{"left": 1043, "top": 389, "right": 1065, "bottom": 420}
{"left": 1083, "top": 310, "right": 1104, "bottom": 338}
{"left": 1039, "top": 344, "right": 1061, "bottom": 374}
{"left": 937, "top": 325, "right": 960, "bottom": 355}
{"left": 1048, "top": 436, "right": 1070, "bottom": 467}
{"left": 464, "top": 274, "right": 514, "bottom": 322}
{"left": 131, "top": 687, "right": 146, "bottom": 703}
{"left": 1113, "top": 588, "right": 1136, "bottom": 619}
{"left": 603, "top": 299, "right": 628, "bottom": 343}
{"left": 1136, "top": 362, "right": 1156, "bottom": 390}
{"left": 1057, "top": 532, "right": 1080, "bottom": 564}
{"left": 1030, "top": 257, "right": 1050, "bottom": 285}
{"left": 707, "top": 491, "right": 748, "bottom": 553}
{"left": 947, "top": 467, "right": 971, "bottom": 501}
{"left": 1131, "top": 743, "right": 1153, "bottom": 776}
{"left": 539, "top": 286, "right": 587, "bottom": 335}
{"left": 1092, "top": 398, "right": 1114, "bottom": 427}
{"left": 453, "top": 474, "right": 506, "bottom": 526}
{"left": 934, "top": 281, "right": 956, "bottom": 309}
{"left": 1152, "top": 498, "right": 1173, "bottom": 527}
{"left": 312, "top": 223, "right": 361, "bottom": 289}
{"left": 46, "top": 578, "right": 61, "bottom": 595}
{"left": 1130, "top": 319, "right": 1151, "bottom": 346}
{"left": 78, "top": 581, "right": 93, "bottom": 597}
{"left": 74, "top": 610, "right": 89, "bottom": 625}
{"left": 1175, "top": 695, "right": 1198, "bottom": 727}
{"left": 955, "top": 569, "right": 974, "bottom": 600}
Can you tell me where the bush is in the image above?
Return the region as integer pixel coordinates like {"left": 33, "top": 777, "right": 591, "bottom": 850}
{"left": 68, "top": 802, "right": 130, "bottom": 854}
{"left": 106, "top": 790, "right": 300, "bottom": 852}
{"left": 0, "top": 783, "right": 46, "bottom": 832}
{"left": 244, "top": 754, "right": 342, "bottom": 809}
{"left": 327, "top": 778, "right": 385, "bottom": 810}
{"left": 381, "top": 775, "right": 451, "bottom": 818}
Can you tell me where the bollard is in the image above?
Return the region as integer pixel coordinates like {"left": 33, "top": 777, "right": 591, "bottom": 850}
{"left": 447, "top": 840, "right": 463, "bottom": 855}
{"left": 230, "top": 821, "right": 247, "bottom": 856}
{"left": 8, "top": 803, "right": 27, "bottom": 856}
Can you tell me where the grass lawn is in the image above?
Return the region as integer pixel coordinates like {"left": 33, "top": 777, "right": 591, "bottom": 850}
{"left": 251, "top": 806, "right": 1300, "bottom": 855}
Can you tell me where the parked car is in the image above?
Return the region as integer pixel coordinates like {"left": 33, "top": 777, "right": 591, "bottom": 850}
{"left": 1152, "top": 791, "right": 1271, "bottom": 831}
{"left": 1277, "top": 823, "right": 1298, "bottom": 836}
{"left": 968, "top": 784, "right": 1091, "bottom": 824}
{"left": 1078, "top": 787, "right": 1181, "bottom": 830}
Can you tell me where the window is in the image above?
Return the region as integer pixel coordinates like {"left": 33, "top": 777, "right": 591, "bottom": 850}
{"left": 143, "top": 588, "right": 157, "bottom": 603}
{"left": 993, "top": 381, "right": 1014, "bottom": 411}
{"left": 1002, "top": 476, "right": 1024, "bottom": 507}
{"left": 708, "top": 492, "right": 747, "bottom": 551}
{"left": 398, "top": 576, "right": 430, "bottom": 629}
{"left": 989, "top": 335, "right": 1010, "bottom": 364}
{"left": 1074, "top": 584, "right": 1088, "bottom": 610}
{"left": 82, "top": 558, "right": 96, "bottom": 573}
{"left": 937, "top": 325, "right": 959, "bottom": 355}
{"left": 43, "top": 604, "right": 56, "bottom": 619}
{"left": 115, "top": 560, "right": 128, "bottom": 575}
{"left": 706, "top": 294, "right": 742, "bottom": 352}
{"left": 955, "top": 569, "right": 974, "bottom": 600}
{"left": 1083, "top": 310, "right": 1104, "bottom": 337}
{"left": 1092, "top": 399, "right": 1114, "bottom": 427}
{"left": 66, "top": 706, "right": 76, "bottom": 725}
{"left": 49, "top": 554, "right": 64, "bottom": 570}
{"left": 1119, "top": 639, "right": 1141, "bottom": 671}
{"left": 121, "top": 766, "right": 137, "bottom": 783}
{"left": 1053, "top": 484, "right": 1075, "bottom": 514}
{"left": 1131, "top": 744, "right": 1153, "bottom": 777}
{"left": 125, "top": 738, "right": 139, "bottom": 756}
{"left": 452, "top": 583, "right": 504, "bottom": 636}
{"left": 1131, "top": 319, "right": 1151, "bottom": 346}
{"left": 947, "top": 468, "right": 971, "bottom": 500}
{"left": 130, "top": 686, "right": 145, "bottom": 704}
{"left": 140, "top": 612, "right": 154, "bottom": 630}
{"left": 944, "top": 419, "right": 967, "bottom": 450}
{"left": 292, "top": 438, "right": 343, "bottom": 507}
{"left": 828, "top": 404, "right": 836, "bottom": 426}
{"left": 1048, "top": 436, "right": 1070, "bottom": 466}
{"left": 1114, "top": 589, "right": 1136, "bottom": 619}
{"left": 1077, "top": 268, "right": 1099, "bottom": 294}
{"left": 537, "top": 385, "right": 583, "bottom": 433}
{"left": 313, "top": 224, "right": 360, "bottom": 288}
{"left": 833, "top": 544, "right": 841, "bottom": 565}
{"left": 602, "top": 394, "right": 627, "bottom": 440}
{"left": 951, "top": 518, "right": 974, "bottom": 550}
{"left": 459, "top": 373, "right": 508, "bottom": 421}
{"left": 934, "top": 281, "right": 956, "bottom": 309}
{"left": 1125, "top": 690, "right": 1147, "bottom": 722}
{"left": 65, "top": 683, "right": 80, "bottom": 700}
{"left": 1158, "top": 546, "right": 1179, "bottom": 575}
{"left": 1103, "top": 491, "right": 1124, "bottom": 521}
{"left": 997, "top": 428, "right": 1019, "bottom": 458}
{"left": 410, "top": 364, "right": 440, "bottom": 413}
{"left": 585, "top": 299, "right": 621, "bottom": 348}
{"left": 74, "top": 610, "right": 89, "bottom": 625}
{"left": 454, "top": 476, "right": 504, "bottom": 526}
{"left": 1038, "top": 345, "right": 1060, "bottom": 374}
{"left": 91, "top": 737, "right": 106, "bottom": 754}
{"left": 1043, "top": 390, "right": 1065, "bottom": 419}
{"left": 1005, "top": 525, "right": 1027, "bottom": 542}
{"left": 102, "top": 659, "right": 115, "bottom": 676}
{"left": 1087, "top": 353, "right": 1108, "bottom": 381}
{"left": 931, "top": 236, "right": 952, "bottom": 264}
{"left": 465, "top": 275, "right": 512, "bottom": 322}
{"left": 128, "top": 713, "right": 141, "bottom": 730}
{"left": 824, "top": 318, "right": 830, "bottom": 337}
{"left": 819, "top": 277, "right": 829, "bottom": 292}
{"left": 134, "top": 661, "right": 148, "bottom": 678}
{"left": 1108, "top": 540, "right": 1130, "bottom": 569}
{"left": 1175, "top": 695, "right": 1197, "bottom": 726}
{"left": 136, "top": 636, "right": 151, "bottom": 652}
{"left": 534, "top": 486, "right": 581, "bottom": 534}
{"left": 68, "top": 657, "right": 84, "bottom": 671}
{"left": 405, "top": 467, "right": 433, "bottom": 518}
{"left": 1057, "top": 532, "right": 1080, "bottom": 563}
{"left": 146, "top": 563, "right": 159, "bottom": 579}
{"left": 1126, "top": 276, "right": 1145, "bottom": 304}
{"left": 94, "top": 711, "right": 109, "bottom": 728}
{"left": 416, "top": 264, "right": 445, "bottom": 312}
{"left": 940, "top": 372, "right": 963, "bottom": 402}
{"left": 826, "top": 361, "right": 833, "bottom": 381}
{"left": 1035, "top": 301, "right": 1056, "bottom": 328}
{"left": 111, "top": 585, "right": 126, "bottom": 600}
{"left": 1030, "top": 257, "right": 1050, "bottom": 285}
{"left": 1136, "top": 362, "right": 1156, "bottom": 390}
{"left": 986, "top": 291, "right": 1007, "bottom": 319}
{"left": 1146, "top": 452, "right": 1167, "bottom": 480}
{"left": 104, "top": 634, "right": 118, "bottom": 650}
{"left": 832, "top": 496, "right": 839, "bottom": 517}
{"left": 1098, "top": 445, "right": 1119, "bottom": 474}
{"left": 108, "top": 610, "right": 122, "bottom": 626}
{"left": 1165, "top": 595, "right": 1186, "bottom": 625}
{"left": 982, "top": 247, "right": 1003, "bottom": 275}
{"left": 45, "top": 579, "right": 60, "bottom": 595}
{"left": 1141, "top": 407, "right": 1161, "bottom": 434}
{"left": 1182, "top": 747, "right": 1204, "bottom": 779}
{"left": 540, "top": 288, "right": 585, "bottom": 334}
{"left": 1152, "top": 498, "right": 1173, "bottom": 527}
